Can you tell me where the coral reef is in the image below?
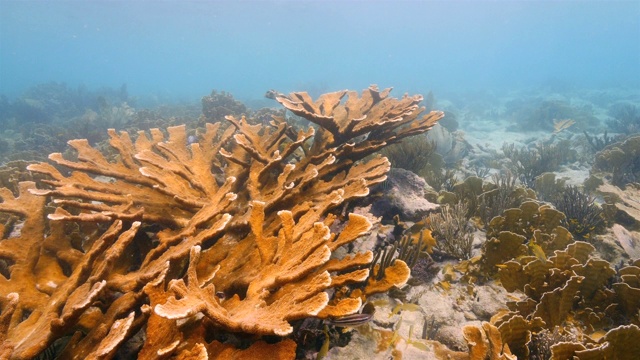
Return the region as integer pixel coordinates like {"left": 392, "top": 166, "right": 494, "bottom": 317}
{"left": 593, "top": 135, "right": 640, "bottom": 187}
{"left": 552, "top": 118, "right": 575, "bottom": 133}
{"left": 426, "top": 123, "right": 471, "bottom": 165}
{"left": 502, "top": 140, "right": 576, "bottom": 188}
{"left": 552, "top": 185, "right": 605, "bottom": 240}
{"left": 478, "top": 200, "right": 573, "bottom": 276}
{"left": 3, "top": 81, "right": 639, "bottom": 359}
{"left": 200, "top": 90, "right": 248, "bottom": 123}
{"left": 478, "top": 171, "right": 536, "bottom": 227}
{"left": 583, "top": 130, "right": 617, "bottom": 153}
{"left": 427, "top": 201, "right": 475, "bottom": 260}
{"left": 505, "top": 98, "right": 599, "bottom": 132}
{"left": 0, "top": 86, "right": 444, "bottom": 358}
{"left": 608, "top": 103, "right": 640, "bottom": 133}
{"left": 2, "top": 82, "right": 129, "bottom": 126}
{"left": 493, "top": 242, "right": 640, "bottom": 359}
{"left": 379, "top": 135, "right": 437, "bottom": 174}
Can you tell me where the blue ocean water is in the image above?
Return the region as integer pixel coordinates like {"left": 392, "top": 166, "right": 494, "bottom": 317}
{"left": 1, "top": 0, "right": 639, "bottom": 104}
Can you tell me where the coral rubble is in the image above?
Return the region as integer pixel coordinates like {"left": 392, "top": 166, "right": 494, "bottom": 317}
{"left": 0, "top": 86, "right": 443, "bottom": 358}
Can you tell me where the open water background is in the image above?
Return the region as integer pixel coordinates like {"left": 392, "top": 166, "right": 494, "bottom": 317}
{"left": 1, "top": 0, "right": 639, "bottom": 104}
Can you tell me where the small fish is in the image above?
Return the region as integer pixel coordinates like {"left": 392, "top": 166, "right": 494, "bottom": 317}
{"left": 437, "top": 281, "right": 451, "bottom": 291}
{"left": 553, "top": 118, "right": 576, "bottom": 133}
{"left": 588, "top": 330, "right": 606, "bottom": 341}
{"left": 441, "top": 264, "right": 457, "bottom": 281}
{"left": 390, "top": 302, "right": 422, "bottom": 317}
{"left": 368, "top": 298, "right": 390, "bottom": 307}
{"left": 528, "top": 241, "right": 547, "bottom": 262}
{"left": 323, "top": 313, "right": 373, "bottom": 327}
{"left": 408, "top": 339, "right": 430, "bottom": 352}
{"left": 324, "top": 302, "right": 375, "bottom": 327}
{"left": 187, "top": 135, "right": 198, "bottom": 145}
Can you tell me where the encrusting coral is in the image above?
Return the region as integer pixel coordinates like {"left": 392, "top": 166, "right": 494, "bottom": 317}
{"left": 0, "top": 86, "right": 443, "bottom": 359}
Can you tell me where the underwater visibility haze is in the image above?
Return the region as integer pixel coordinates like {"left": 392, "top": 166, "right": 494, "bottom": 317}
{"left": 1, "top": 1, "right": 640, "bottom": 359}
{"left": 1, "top": 1, "right": 639, "bottom": 101}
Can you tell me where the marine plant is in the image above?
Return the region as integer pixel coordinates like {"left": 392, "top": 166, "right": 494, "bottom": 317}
{"left": 427, "top": 201, "right": 475, "bottom": 260}
{"left": 533, "top": 172, "right": 566, "bottom": 202}
{"left": 377, "top": 132, "right": 462, "bottom": 195}
{"left": 437, "top": 173, "right": 535, "bottom": 229}
{"left": 468, "top": 162, "right": 491, "bottom": 179}
{"left": 608, "top": 103, "right": 640, "bottom": 134}
{"left": 424, "top": 167, "right": 457, "bottom": 193}
{"left": 478, "top": 171, "right": 536, "bottom": 227}
{"left": 502, "top": 140, "right": 575, "bottom": 188}
{"left": 552, "top": 185, "right": 605, "bottom": 240}
{"left": 368, "top": 233, "right": 423, "bottom": 285}
{"left": 379, "top": 134, "right": 437, "bottom": 174}
{"left": 438, "top": 175, "right": 483, "bottom": 212}
{"left": 593, "top": 134, "right": 640, "bottom": 187}
{"left": 530, "top": 173, "right": 606, "bottom": 240}
{"left": 0, "top": 86, "right": 444, "bottom": 359}
{"left": 583, "top": 130, "right": 617, "bottom": 153}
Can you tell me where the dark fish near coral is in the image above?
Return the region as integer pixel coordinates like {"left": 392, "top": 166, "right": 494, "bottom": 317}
{"left": 528, "top": 241, "right": 547, "bottom": 262}
{"left": 187, "top": 135, "right": 198, "bottom": 145}
{"left": 323, "top": 312, "right": 373, "bottom": 327}
{"left": 323, "top": 302, "right": 375, "bottom": 327}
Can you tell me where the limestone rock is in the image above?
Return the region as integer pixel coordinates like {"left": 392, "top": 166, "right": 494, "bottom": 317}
{"left": 612, "top": 224, "right": 640, "bottom": 260}
{"left": 371, "top": 168, "right": 439, "bottom": 221}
